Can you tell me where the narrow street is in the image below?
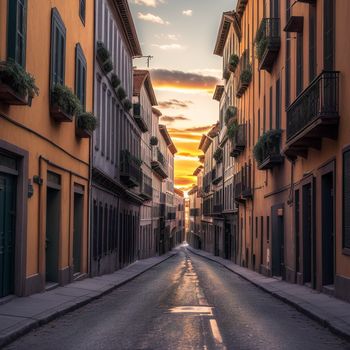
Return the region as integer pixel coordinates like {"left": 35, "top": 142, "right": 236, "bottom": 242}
{"left": 5, "top": 249, "right": 349, "bottom": 350}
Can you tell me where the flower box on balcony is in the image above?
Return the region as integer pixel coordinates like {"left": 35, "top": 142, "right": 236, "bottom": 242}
{"left": 0, "top": 60, "right": 38, "bottom": 106}
{"left": 254, "top": 129, "right": 284, "bottom": 170}
{"left": 229, "top": 54, "right": 239, "bottom": 73}
{"left": 76, "top": 112, "right": 98, "bottom": 138}
{"left": 236, "top": 66, "right": 252, "bottom": 98}
{"left": 50, "top": 84, "right": 81, "bottom": 123}
{"left": 96, "top": 41, "right": 114, "bottom": 74}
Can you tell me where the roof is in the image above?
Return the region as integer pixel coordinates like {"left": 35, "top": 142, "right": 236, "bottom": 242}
{"left": 198, "top": 134, "right": 213, "bottom": 153}
{"left": 188, "top": 186, "right": 198, "bottom": 196}
{"left": 193, "top": 166, "right": 204, "bottom": 177}
{"left": 213, "top": 85, "right": 225, "bottom": 101}
{"left": 159, "top": 124, "right": 178, "bottom": 154}
{"left": 114, "top": 0, "right": 142, "bottom": 57}
{"left": 152, "top": 107, "right": 162, "bottom": 117}
{"left": 133, "top": 70, "right": 157, "bottom": 106}
{"left": 174, "top": 188, "right": 184, "bottom": 197}
{"left": 214, "top": 11, "right": 234, "bottom": 56}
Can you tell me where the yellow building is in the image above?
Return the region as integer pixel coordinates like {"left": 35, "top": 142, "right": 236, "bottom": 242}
{"left": 0, "top": 0, "right": 94, "bottom": 297}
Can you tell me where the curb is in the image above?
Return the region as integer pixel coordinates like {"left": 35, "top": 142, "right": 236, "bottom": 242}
{"left": 187, "top": 247, "right": 350, "bottom": 342}
{"left": 0, "top": 252, "right": 177, "bottom": 348}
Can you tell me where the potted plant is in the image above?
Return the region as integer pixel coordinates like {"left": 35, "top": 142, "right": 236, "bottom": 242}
{"left": 227, "top": 120, "right": 239, "bottom": 140}
{"left": 111, "top": 74, "right": 121, "bottom": 89}
{"left": 96, "top": 41, "right": 114, "bottom": 74}
{"left": 123, "top": 98, "right": 132, "bottom": 111}
{"left": 253, "top": 129, "right": 282, "bottom": 166}
{"left": 213, "top": 148, "right": 223, "bottom": 163}
{"left": 76, "top": 112, "right": 98, "bottom": 138}
{"left": 241, "top": 67, "right": 252, "bottom": 85}
{"left": 229, "top": 54, "right": 239, "bottom": 72}
{"left": 225, "top": 106, "right": 237, "bottom": 125}
{"left": 255, "top": 19, "right": 268, "bottom": 62}
{"left": 150, "top": 136, "right": 158, "bottom": 146}
{"left": 50, "top": 84, "right": 81, "bottom": 122}
{"left": 116, "top": 86, "right": 127, "bottom": 101}
{"left": 0, "top": 60, "right": 39, "bottom": 105}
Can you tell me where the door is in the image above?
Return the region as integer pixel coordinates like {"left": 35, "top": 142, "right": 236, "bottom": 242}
{"left": 302, "top": 182, "right": 316, "bottom": 287}
{"left": 214, "top": 226, "right": 219, "bottom": 256}
{"left": 224, "top": 223, "right": 231, "bottom": 260}
{"left": 0, "top": 173, "right": 16, "bottom": 297}
{"left": 271, "top": 204, "right": 285, "bottom": 277}
{"left": 46, "top": 187, "right": 60, "bottom": 283}
{"left": 322, "top": 172, "right": 334, "bottom": 286}
{"left": 73, "top": 192, "right": 83, "bottom": 275}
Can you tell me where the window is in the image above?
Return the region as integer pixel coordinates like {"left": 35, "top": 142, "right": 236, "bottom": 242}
{"left": 324, "top": 0, "right": 334, "bottom": 70}
{"left": 7, "top": 0, "right": 27, "bottom": 67}
{"left": 296, "top": 33, "right": 303, "bottom": 96}
{"left": 309, "top": 5, "right": 317, "bottom": 81}
{"left": 275, "top": 78, "right": 281, "bottom": 129}
{"left": 79, "top": 0, "right": 86, "bottom": 24}
{"left": 343, "top": 150, "right": 350, "bottom": 249}
{"left": 75, "top": 44, "right": 87, "bottom": 109}
{"left": 50, "top": 8, "right": 66, "bottom": 86}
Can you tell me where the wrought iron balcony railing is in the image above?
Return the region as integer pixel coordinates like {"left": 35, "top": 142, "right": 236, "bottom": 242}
{"left": 140, "top": 173, "right": 153, "bottom": 199}
{"left": 286, "top": 71, "right": 339, "bottom": 158}
{"left": 230, "top": 123, "right": 246, "bottom": 157}
{"left": 256, "top": 18, "right": 281, "bottom": 72}
{"left": 133, "top": 103, "right": 149, "bottom": 132}
{"left": 120, "top": 150, "right": 141, "bottom": 188}
{"left": 151, "top": 147, "right": 168, "bottom": 179}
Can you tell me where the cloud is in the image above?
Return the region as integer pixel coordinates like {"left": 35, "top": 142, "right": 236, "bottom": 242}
{"left": 137, "top": 12, "right": 169, "bottom": 24}
{"left": 175, "top": 177, "right": 196, "bottom": 186}
{"left": 132, "top": 0, "right": 164, "bottom": 7}
{"left": 182, "top": 9, "right": 193, "bottom": 16}
{"left": 160, "top": 115, "right": 189, "bottom": 123}
{"left": 154, "top": 33, "right": 179, "bottom": 41}
{"left": 152, "top": 43, "right": 185, "bottom": 50}
{"left": 178, "top": 152, "right": 193, "bottom": 157}
{"left": 169, "top": 125, "right": 214, "bottom": 133}
{"left": 150, "top": 69, "right": 220, "bottom": 92}
{"left": 158, "top": 99, "right": 193, "bottom": 109}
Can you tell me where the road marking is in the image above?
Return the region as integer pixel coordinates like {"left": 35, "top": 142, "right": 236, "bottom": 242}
{"left": 169, "top": 306, "right": 213, "bottom": 316}
{"left": 209, "top": 319, "right": 225, "bottom": 347}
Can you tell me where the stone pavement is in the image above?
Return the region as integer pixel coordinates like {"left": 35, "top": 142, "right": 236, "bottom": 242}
{"left": 0, "top": 251, "right": 177, "bottom": 348}
{"left": 187, "top": 246, "right": 350, "bottom": 341}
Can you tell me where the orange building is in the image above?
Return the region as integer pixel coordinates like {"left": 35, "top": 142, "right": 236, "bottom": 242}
{"left": 195, "top": 0, "right": 350, "bottom": 303}
{"left": 0, "top": 0, "right": 94, "bottom": 297}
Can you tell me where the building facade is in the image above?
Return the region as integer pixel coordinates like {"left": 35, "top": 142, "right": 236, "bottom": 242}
{"left": 192, "top": 0, "right": 350, "bottom": 303}
{"left": 133, "top": 70, "right": 157, "bottom": 260}
{"left": 0, "top": 0, "right": 94, "bottom": 297}
{"left": 174, "top": 188, "right": 185, "bottom": 247}
{"left": 90, "top": 0, "right": 143, "bottom": 276}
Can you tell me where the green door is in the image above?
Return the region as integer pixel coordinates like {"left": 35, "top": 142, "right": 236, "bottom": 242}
{"left": 0, "top": 173, "right": 16, "bottom": 297}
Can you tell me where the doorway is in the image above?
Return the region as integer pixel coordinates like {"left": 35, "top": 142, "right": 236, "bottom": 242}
{"left": 271, "top": 204, "right": 285, "bottom": 278}
{"left": 46, "top": 179, "right": 61, "bottom": 284}
{"left": 224, "top": 223, "right": 232, "bottom": 260}
{"left": 322, "top": 172, "right": 334, "bottom": 286}
{"left": 73, "top": 190, "right": 84, "bottom": 276}
{"left": 0, "top": 173, "right": 16, "bottom": 298}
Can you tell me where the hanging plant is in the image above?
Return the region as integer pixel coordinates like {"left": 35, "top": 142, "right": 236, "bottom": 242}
{"left": 213, "top": 148, "right": 223, "bottom": 163}
{"left": 0, "top": 60, "right": 39, "bottom": 99}
{"left": 240, "top": 66, "right": 252, "bottom": 85}
{"left": 253, "top": 129, "right": 282, "bottom": 165}
{"left": 229, "top": 54, "right": 239, "bottom": 72}
{"left": 123, "top": 98, "right": 132, "bottom": 111}
{"left": 116, "top": 86, "right": 127, "bottom": 101}
{"left": 76, "top": 112, "right": 98, "bottom": 138}
{"left": 111, "top": 74, "right": 121, "bottom": 89}
{"left": 51, "top": 84, "right": 81, "bottom": 116}
{"left": 150, "top": 136, "right": 158, "bottom": 146}
{"left": 227, "top": 120, "right": 239, "bottom": 140}
{"left": 96, "top": 41, "right": 113, "bottom": 74}
{"left": 225, "top": 106, "right": 237, "bottom": 125}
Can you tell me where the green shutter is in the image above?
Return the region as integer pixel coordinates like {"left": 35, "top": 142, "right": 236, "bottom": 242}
{"left": 7, "top": 0, "right": 27, "bottom": 67}
{"left": 75, "top": 44, "right": 87, "bottom": 109}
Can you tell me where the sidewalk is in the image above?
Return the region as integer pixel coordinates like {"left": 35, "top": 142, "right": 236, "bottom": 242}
{"left": 187, "top": 246, "right": 350, "bottom": 341}
{"left": 0, "top": 251, "right": 177, "bottom": 348}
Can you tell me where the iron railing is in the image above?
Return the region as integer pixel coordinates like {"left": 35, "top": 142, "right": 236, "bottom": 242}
{"left": 287, "top": 71, "right": 339, "bottom": 141}
{"left": 120, "top": 150, "right": 141, "bottom": 187}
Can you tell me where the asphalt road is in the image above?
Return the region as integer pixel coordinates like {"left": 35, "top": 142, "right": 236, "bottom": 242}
{"left": 5, "top": 248, "right": 350, "bottom": 350}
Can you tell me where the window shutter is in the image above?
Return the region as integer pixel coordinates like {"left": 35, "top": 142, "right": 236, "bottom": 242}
{"left": 75, "top": 44, "right": 87, "bottom": 109}
{"left": 7, "top": 0, "right": 27, "bottom": 67}
{"left": 343, "top": 151, "right": 350, "bottom": 249}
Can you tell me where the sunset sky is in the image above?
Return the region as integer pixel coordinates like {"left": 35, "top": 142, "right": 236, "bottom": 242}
{"left": 129, "top": 0, "right": 237, "bottom": 192}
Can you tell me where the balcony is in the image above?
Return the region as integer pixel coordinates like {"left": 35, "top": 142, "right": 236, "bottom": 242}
{"left": 256, "top": 18, "right": 281, "bottom": 73}
{"left": 212, "top": 204, "right": 223, "bottom": 216}
{"left": 190, "top": 208, "right": 200, "bottom": 217}
{"left": 254, "top": 129, "right": 284, "bottom": 170}
{"left": 285, "top": 71, "right": 339, "bottom": 159}
{"left": 140, "top": 173, "right": 153, "bottom": 200}
{"left": 234, "top": 164, "right": 253, "bottom": 202}
{"left": 167, "top": 212, "right": 176, "bottom": 220}
{"left": 151, "top": 147, "right": 168, "bottom": 179}
{"left": 133, "top": 103, "right": 149, "bottom": 132}
{"left": 211, "top": 167, "right": 222, "bottom": 185}
{"left": 120, "top": 150, "right": 141, "bottom": 188}
{"left": 230, "top": 124, "right": 246, "bottom": 157}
